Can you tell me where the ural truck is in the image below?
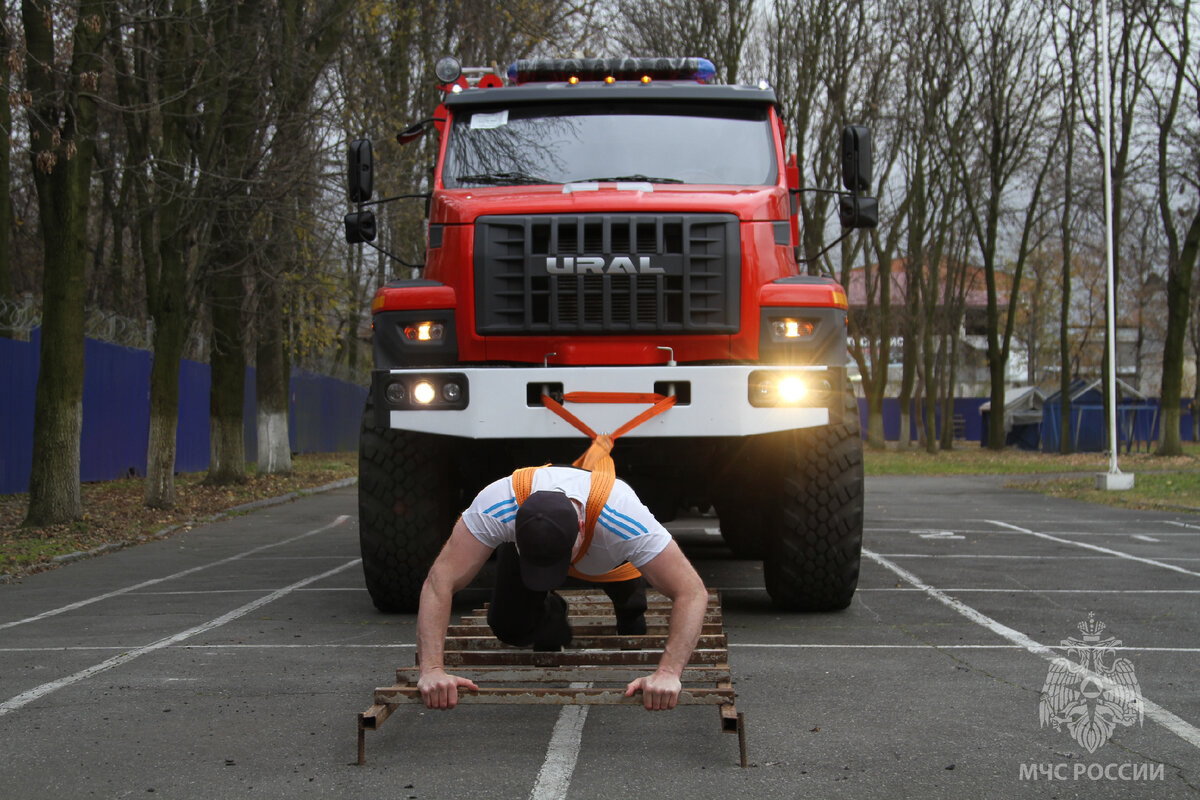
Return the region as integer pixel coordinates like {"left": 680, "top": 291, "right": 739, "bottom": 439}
{"left": 346, "top": 57, "right": 875, "bottom": 613}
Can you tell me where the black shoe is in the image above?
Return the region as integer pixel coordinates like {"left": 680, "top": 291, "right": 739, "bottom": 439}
{"left": 533, "top": 591, "right": 573, "bottom": 651}
{"left": 616, "top": 611, "right": 647, "bottom": 636}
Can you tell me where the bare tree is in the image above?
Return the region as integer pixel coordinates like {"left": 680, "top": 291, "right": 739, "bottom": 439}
{"left": 0, "top": 9, "right": 13, "bottom": 335}
{"left": 613, "top": 0, "right": 754, "bottom": 83}
{"left": 20, "top": 0, "right": 109, "bottom": 525}
{"left": 944, "top": 0, "right": 1062, "bottom": 450}
{"left": 1146, "top": 0, "right": 1199, "bottom": 455}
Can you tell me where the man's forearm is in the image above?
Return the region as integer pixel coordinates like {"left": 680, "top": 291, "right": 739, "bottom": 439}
{"left": 656, "top": 585, "right": 708, "bottom": 676}
{"left": 416, "top": 576, "right": 452, "bottom": 675}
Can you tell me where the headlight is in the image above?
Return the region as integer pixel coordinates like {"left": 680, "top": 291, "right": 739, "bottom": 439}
{"left": 748, "top": 370, "right": 831, "bottom": 407}
{"left": 412, "top": 381, "right": 436, "bottom": 404}
{"left": 378, "top": 373, "right": 469, "bottom": 410}
{"left": 404, "top": 321, "right": 446, "bottom": 342}
{"left": 768, "top": 317, "right": 816, "bottom": 341}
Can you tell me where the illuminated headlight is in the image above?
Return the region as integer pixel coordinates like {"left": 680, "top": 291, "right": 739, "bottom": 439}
{"left": 748, "top": 370, "right": 831, "bottom": 408}
{"left": 769, "top": 317, "right": 816, "bottom": 340}
{"left": 777, "top": 376, "right": 806, "bottom": 403}
{"left": 378, "top": 373, "right": 469, "bottom": 410}
{"left": 412, "top": 381, "right": 437, "bottom": 405}
{"left": 404, "top": 321, "right": 446, "bottom": 342}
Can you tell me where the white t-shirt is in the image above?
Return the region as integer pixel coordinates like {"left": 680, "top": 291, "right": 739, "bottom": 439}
{"left": 461, "top": 466, "right": 672, "bottom": 576}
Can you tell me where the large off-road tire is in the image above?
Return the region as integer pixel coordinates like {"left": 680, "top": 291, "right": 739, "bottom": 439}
{"left": 762, "top": 394, "right": 864, "bottom": 611}
{"left": 358, "top": 406, "right": 457, "bottom": 613}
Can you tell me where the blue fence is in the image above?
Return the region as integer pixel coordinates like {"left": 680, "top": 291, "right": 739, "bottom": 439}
{"left": 857, "top": 397, "right": 989, "bottom": 442}
{"left": 0, "top": 331, "right": 367, "bottom": 495}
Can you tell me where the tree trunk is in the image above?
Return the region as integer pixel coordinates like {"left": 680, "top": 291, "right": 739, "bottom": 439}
{"left": 21, "top": 0, "right": 105, "bottom": 526}
{"left": 256, "top": 270, "right": 291, "bottom": 474}
{"left": 0, "top": 17, "right": 11, "bottom": 338}
{"left": 205, "top": 228, "right": 248, "bottom": 485}
{"left": 1157, "top": 208, "right": 1200, "bottom": 456}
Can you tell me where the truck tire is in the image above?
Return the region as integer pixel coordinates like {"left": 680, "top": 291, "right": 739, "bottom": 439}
{"left": 763, "top": 394, "right": 864, "bottom": 611}
{"left": 358, "top": 405, "right": 457, "bottom": 613}
{"left": 715, "top": 503, "right": 769, "bottom": 559}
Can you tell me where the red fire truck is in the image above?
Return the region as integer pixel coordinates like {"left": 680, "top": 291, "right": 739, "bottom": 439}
{"left": 346, "top": 57, "right": 876, "bottom": 613}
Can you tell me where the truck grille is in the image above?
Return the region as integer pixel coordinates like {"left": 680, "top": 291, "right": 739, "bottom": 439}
{"left": 474, "top": 214, "right": 740, "bottom": 334}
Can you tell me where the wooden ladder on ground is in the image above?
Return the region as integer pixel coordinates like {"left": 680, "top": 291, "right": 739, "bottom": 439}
{"left": 357, "top": 589, "right": 747, "bottom": 767}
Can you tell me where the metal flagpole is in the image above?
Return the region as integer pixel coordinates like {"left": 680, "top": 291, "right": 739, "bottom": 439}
{"left": 1098, "top": 0, "right": 1134, "bottom": 490}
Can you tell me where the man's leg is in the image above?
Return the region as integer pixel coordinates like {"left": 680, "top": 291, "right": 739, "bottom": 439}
{"left": 602, "top": 575, "right": 648, "bottom": 635}
{"left": 487, "top": 543, "right": 572, "bottom": 650}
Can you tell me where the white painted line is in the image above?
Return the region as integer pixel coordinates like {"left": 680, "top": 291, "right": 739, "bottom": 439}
{"left": 871, "top": 554, "right": 1124, "bottom": 560}
{"left": 863, "top": 548, "right": 1200, "bottom": 751}
{"left": 127, "top": 587, "right": 363, "bottom": 596}
{"left": 704, "top": 527, "right": 721, "bottom": 536}
{"left": 1166, "top": 521, "right": 1200, "bottom": 530}
{"left": 987, "top": 520, "right": 1200, "bottom": 578}
{"left": 730, "top": 644, "right": 1200, "bottom": 652}
{"left": 529, "top": 682, "right": 590, "bottom": 800}
{"left": 916, "top": 530, "right": 965, "bottom": 540}
{"left": 0, "top": 515, "right": 352, "bottom": 632}
{"left": 1132, "top": 534, "right": 1161, "bottom": 542}
{"left": 5, "top": 641, "right": 1199, "bottom": 654}
{"left": 869, "top": 526, "right": 1200, "bottom": 537}
{"left": 857, "top": 587, "right": 1200, "bottom": 594}
{"left": 0, "top": 559, "right": 360, "bottom": 717}
{"left": 0, "top": 644, "right": 416, "bottom": 652}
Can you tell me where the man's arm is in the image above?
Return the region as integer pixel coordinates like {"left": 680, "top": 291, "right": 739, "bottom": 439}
{"left": 416, "top": 517, "right": 493, "bottom": 709}
{"left": 623, "top": 540, "right": 708, "bottom": 710}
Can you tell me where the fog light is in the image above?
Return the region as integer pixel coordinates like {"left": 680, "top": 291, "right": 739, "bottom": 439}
{"left": 384, "top": 382, "right": 405, "bottom": 405}
{"left": 778, "top": 376, "right": 806, "bottom": 403}
{"left": 413, "top": 381, "right": 436, "bottom": 404}
{"left": 442, "top": 382, "right": 462, "bottom": 402}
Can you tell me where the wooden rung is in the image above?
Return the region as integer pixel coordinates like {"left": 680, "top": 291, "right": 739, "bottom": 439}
{"left": 456, "top": 618, "right": 720, "bottom": 628}
{"left": 395, "top": 665, "right": 733, "bottom": 684}
{"left": 374, "top": 685, "right": 736, "bottom": 706}
{"left": 443, "top": 648, "right": 727, "bottom": 667}
{"left": 442, "top": 633, "right": 727, "bottom": 651}
{"left": 446, "top": 622, "right": 725, "bottom": 636}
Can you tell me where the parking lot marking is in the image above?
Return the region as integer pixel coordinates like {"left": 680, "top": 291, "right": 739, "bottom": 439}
{"left": 529, "top": 682, "right": 590, "bottom": 800}
{"left": 1132, "top": 534, "right": 1161, "bottom": 542}
{"left": 0, "top": 515, "right": 351, "bottom": 632}
{"left": 856, "top": 587, "right": 1200, "bottom": 594}
{"left": 863, "top": 548, "right": 1200, "bottom": 751}
{"left": 731, "top": 643, "right": 1200, "bottom": 652}
{"left": 0, "top": 559, "right": 360, "bottom": 717}
{"left": 987, "top": 520, "right": 1200, "bottom": 578}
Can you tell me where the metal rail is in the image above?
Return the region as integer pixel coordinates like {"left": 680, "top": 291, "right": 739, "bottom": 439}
{"left": 356, "top": 589, "right": 747, "bottom": 767}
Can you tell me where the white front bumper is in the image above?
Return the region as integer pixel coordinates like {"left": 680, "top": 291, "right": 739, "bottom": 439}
{"left": 382, "top": 365, "right": 834, "bottom": 439}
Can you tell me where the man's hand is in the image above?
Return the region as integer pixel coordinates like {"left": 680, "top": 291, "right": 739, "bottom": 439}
{"left": 417, "top": 668, "right": 479, "bottom": 710}
{"left": 624, "top": 669, "right": 682, "bottom": 711}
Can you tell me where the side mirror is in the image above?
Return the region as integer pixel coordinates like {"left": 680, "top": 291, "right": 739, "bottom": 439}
{"left": 841, "top": 126, "right": 872, "bottom": 192}
{"left": 348, "top": 139, "right": 374, "bottom": 203}
{"left": 839, "top": 195, "right": 878, "bottom": 230}
{"left": 344, "top": 211, "right": 377, "bottom": 243}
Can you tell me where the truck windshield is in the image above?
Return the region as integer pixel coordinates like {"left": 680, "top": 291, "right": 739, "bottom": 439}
{"left": 443, "top": 101, "right": 777, "bottom": 188}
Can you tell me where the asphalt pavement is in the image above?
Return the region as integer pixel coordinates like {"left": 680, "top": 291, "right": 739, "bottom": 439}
{"left": 1, "top": 475, "right": 1197, "bottom": 799}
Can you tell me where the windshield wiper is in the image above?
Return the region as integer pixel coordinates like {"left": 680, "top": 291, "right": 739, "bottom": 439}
{"left": 455, "top": 171, "right": 552, "bottom": 186}
{"left": 579, "top": 174, "right": 685, "bottom": 184}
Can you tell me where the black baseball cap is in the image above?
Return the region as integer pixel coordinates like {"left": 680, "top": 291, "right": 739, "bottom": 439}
{"left": 515, "top": 491, "right": 578, "bottom": 591}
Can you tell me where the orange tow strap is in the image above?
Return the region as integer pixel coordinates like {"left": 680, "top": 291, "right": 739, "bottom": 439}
{"left": 511, "top": 391, "right": 677, "bottom": 583}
